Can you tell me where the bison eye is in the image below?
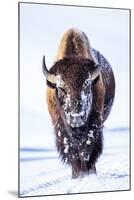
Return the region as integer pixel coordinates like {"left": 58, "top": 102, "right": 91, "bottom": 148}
{"left": 83, "top": 79, "right": 91, "bottom": 88}
{"left": 83, "top": 80, "right": 91, "bottom": 93}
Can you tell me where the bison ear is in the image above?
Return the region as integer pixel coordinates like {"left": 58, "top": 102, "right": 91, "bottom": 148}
{"left": 46, "top": 80, "right": 56, "bottom": 89}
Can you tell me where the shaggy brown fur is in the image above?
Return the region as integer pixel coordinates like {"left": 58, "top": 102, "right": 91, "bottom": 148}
{"left": 56, "top": 28, "right": 95, "bottom": 61}
{"left": 45, "top": 28, "right": 115, "bottom": 178}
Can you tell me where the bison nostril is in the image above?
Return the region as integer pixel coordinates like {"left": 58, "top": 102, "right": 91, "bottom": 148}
{"left": 71, "top": 111, "right": 84, "bottom": 118}
{"left": 70, "top": 113, "right": 84, "bottom": 123}
{"left": 80, "top": 115, "right": 83, "bottom": 120}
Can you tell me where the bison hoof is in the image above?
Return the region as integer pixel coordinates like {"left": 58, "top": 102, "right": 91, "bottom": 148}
{"left": 72, "top": 165, "right": 97, "bottom": 179}
{"left": 72, "top": 171, "right": 80, "bottom": 179}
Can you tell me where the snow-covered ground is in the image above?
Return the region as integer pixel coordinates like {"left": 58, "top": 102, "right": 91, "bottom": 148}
{"left": 20, "top": 120, "right": 130, "bottom": 197}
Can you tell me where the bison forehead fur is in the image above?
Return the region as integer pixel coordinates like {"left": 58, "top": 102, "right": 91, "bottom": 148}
{"left": 44, "top": 28, "right": 115, "bottom": 178}
{"left": 49, "top": 57, "right": 95, "bottom": 87}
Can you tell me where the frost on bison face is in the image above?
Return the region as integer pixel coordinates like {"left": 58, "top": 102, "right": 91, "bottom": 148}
{"left": 42, "top": 28, "right": 115, "bottom": 178}
{"left": 55, "top": 62, "right": 98, "bottom": 131}
{"left": 56, "top": 74, "right": 92, "bottom": 129}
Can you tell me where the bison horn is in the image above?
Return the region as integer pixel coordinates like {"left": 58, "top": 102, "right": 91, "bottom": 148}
{"left": 91, "top": 64, "right": 101, "bottom": 80}
{"left": 42, "top": 55, "right": 57, "bottom": 84}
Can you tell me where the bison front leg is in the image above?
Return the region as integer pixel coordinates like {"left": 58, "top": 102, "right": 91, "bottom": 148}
{"left": 71, "top": 158, "right": 81, "bottom": 179}
{"left": 88, "top": 125, "right": 103, "bottom": 172}
{"left": 79, "top": 152, "right": 89, "bottom": 176}
{"left": 79, "top": 151, "right": 96, "bottom": 177}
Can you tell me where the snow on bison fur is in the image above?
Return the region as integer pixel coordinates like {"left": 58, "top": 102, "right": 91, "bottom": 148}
{"left": 42, "top": 28, "right": 115, "bottom": 178}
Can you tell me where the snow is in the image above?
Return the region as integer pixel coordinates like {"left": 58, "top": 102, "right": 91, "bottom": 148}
{"left": 19, "top": 122, "right": 130, "bottom": 197}
{"left": 56, "top": 75, "right": 65, "bottom": 88}
{"left": 88, "top": 130, "right": 94, "bottom": 138}
{"left": 63, "top": 137, "right": 68, "bottom": 144}
{"left": 86, "top": 139, "right": 91, "bottom": 145}
{"left": 64, "top": 145, "right": 69, "bottom": 154}
{"left": 57, "top": 131, "right": 61, "bottom": 137}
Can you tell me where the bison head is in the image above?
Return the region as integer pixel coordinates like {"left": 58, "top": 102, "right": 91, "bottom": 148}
{"left": 43, "top": 56, "right": 101, "bottom": 128}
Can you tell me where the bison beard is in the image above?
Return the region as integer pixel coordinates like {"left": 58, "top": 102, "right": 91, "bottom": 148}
{"left": 43, "top": 28, "right": 115, "bottom": 178}
{"left": 55, "top": 108, "right": 103, "bottom": 178}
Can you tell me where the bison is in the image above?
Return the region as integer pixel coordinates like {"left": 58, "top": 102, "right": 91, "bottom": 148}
{"left": 42, "top": 28, "right": 115, "bottom": 178}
